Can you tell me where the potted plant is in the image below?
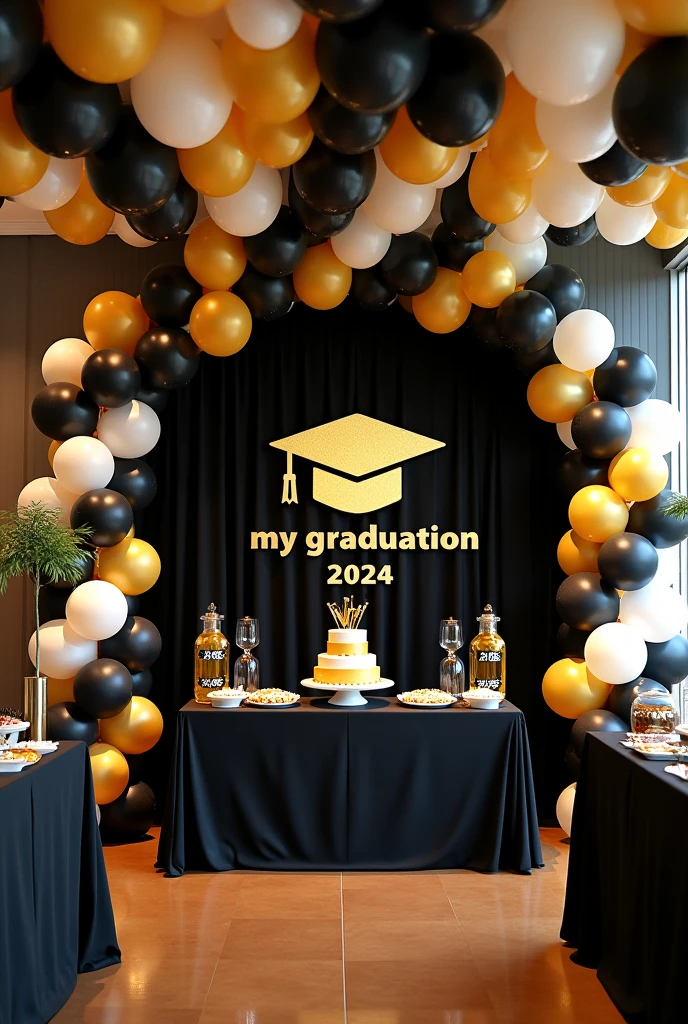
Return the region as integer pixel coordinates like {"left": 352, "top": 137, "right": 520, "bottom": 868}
{"left": 0, "top": 501, "right": 93, "bottom": 739}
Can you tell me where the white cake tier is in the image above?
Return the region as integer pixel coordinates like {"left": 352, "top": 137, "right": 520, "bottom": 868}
{"left": 328, "top": 628, "right": 367, "bottom": 643}
{"left": 317, "top": 652, "right": 377, "bottom": 670}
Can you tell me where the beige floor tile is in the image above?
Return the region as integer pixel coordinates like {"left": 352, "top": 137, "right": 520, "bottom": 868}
{"left": 200, "top": 1011, "right": 344, "bottom": 1024}
{"left": 54, "top": 1009, "right": 201, "bottom": 1024}
{"left": 232, "top": 886, "right": 342, "bottom": 919}
{"left": 342, "top": 872, "right": 443, "bottom": 890}
{"left": 62, "top": 958, "right": 216, "bottom": 1010}
{"left": 343, "top": 886, "right": 455, "bottom": 922}
{"left": 344, "top": 918, "right": 472, "bottom": 962}
{"left": 348, "top": 1011, "right": 501, "bottom": 1024}
{"left": 204, "top": 958, "right": 344, "bottom": 1011}
{"left": 221, "top": 918, "right": 343, "bottom": 960}
{"left": 345, "top": 960, "right": 492, "bottom": 1010}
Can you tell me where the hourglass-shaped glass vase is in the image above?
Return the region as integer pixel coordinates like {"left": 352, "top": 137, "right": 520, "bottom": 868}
{"left": 439, "top": 618, "right": 465, "bottom": 697}
{"left": 234, "top": 617, "right": 260, "bottom": 692}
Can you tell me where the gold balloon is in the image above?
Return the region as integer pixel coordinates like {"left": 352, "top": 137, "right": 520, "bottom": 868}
{"left": 0, "top": 91, "right": 49, "bottom": 196}
{"left": 645, "top": 221, "right": 688, "bottom": 248}
{"left": 557, "top": 530, "right": 601, "bottom": 575}
{"left": 47, "top": 440, "right": 62, "bottom": 470}
{"left": 488, "top": 75, "right": 548, "bottom": 178}
{"left": 653, "top": 173, "right": 688, "bottom": 229}
{"left": 184, "top": 219, "right": 246, "bottom": 291}
{"left": 468, "top": 149, "right": 531, "bottom": 224}
{"left": 189, "top": 291, "right": 253, "bottom": 356}
{"left": 616, "top": 24, "right": 657, "bottom": 74}
{"left": 236, "top": 108, "right": 314, "bottom": 169}
{"left": 527, "top": 365, "right": 594, "bottom": 423}
{"left": 98, "top": 536, "right": 161, "bottom": 596}
{"left": 47, "top": 675, "right": 74, "bottom": 704}
{"left": 397, "top": 294, "right": 414, "bottom": 314}
{"left": 99, "top": 697, "right": 164, "bottom": 755}
{"left": 44, "top": 0, "right": 163, "bottom": 84}
{"left": 542, "top": 659, "right": 611, "bottom": 719}
{"left": 379, "top": 106, "right": 458, "bottom": 185}
{"left": 607, "top": 165, "right": 671, "bottom": 207}
{"left": 615, "top": 0, "right": 688, "bottom": 35}
{"left": 90, "top": 742, "right": 129, "bottom": 805}
{"left": 45, "top": 169, "right": 114, "bottom": 245}
{"left": 221, "top": 23, "right": 320, "bottom": 125}
{"left": 293, "top": 242, "right": 352, "bottom": 310}
{"left": 83, "top": 291, "right": 148, "bottom": 355}
{"left": 160, "top": 0, "right": 225, "bottom": 14}
{"left": 608, "top": 447, "right": 669, "bottom": 502}
{"left": 412, "top": 268, "right": 471, "bottom": 333}
{"left": 569, "top": 485, "right": 629, "bottom": 543}
{"left": 461, "top": 250, "right": 516, "bottom": 308}
{"left": 177, "top": 108, "right": 254, "bottom": 198}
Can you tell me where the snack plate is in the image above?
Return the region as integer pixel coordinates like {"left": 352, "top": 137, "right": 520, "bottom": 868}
{"left": 397, "top": 693, "right": 457, "bottom": 709}
{"left": 0, "top": 761, "right": 26, "bottom": 773}
{"left": 244, "top": 696, "right": 300, "bottom": 708}
{"left": 0, "top": 722, "right": 30, "bottom": 736}
{"left": 621, "top": 740, "right": 679, "bottom": 761}
{"left": 11, "top": 741, "right": 58, "bottom": 754}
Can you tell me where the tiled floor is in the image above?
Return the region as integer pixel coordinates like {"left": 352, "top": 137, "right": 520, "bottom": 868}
{"left": 55, "top": 828, "right": 624, "bottom": 1024}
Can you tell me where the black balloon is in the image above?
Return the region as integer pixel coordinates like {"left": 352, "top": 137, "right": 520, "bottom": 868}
{"left": 593, "top": 346, "right": 657, "bottom": 408}
{"left": 81, "top": 349, "right": 141, "bottom": 408}
{"left": 99, "top": 616, "right": 162, "bottom": 673}
{"left": 46, "top": 549, "right": 94, "bottom": 589}
{"left": 244, "top": 207, "right": 306, "bottom": 277}
{"left": 308, "top": 86, "right": 394, "bottom": 154}
{"left": 315, "top": 6, "right": 429, "bottom": 114}
{"left": 73, "top": 659, "right": 133, "bottom": 720}
{"left": 135, "top": 327, "right": 200, "bottom": 390}
{"left": 557, "top": 450, "right": 610, "bottom": 501}
{"left": 564, "top": 744, "right": 581, "bottom": 784}
{"left": 408, "top": 32, "right": 505, "bottom": 147}
{"left": 571, "top": 401, "right": 632, "bottom": 460}
{"left": 0, "top": 0, "right": 41, "bottom": 91}
{"left": 644, "top": 635, "right": 688, "bottom": 689}
{"left": 467, "top": 304, "right": 504, "bottom": 352}
{"left": 557, "top": 623, "right": 590, "bottom": 661}
{"left": 525, "top": 264, "right": 585, "bottom": 321}
{"left": 350, "top": 267, "right": 396, "bottom": 312}
{"left": 607, "top": 677, "right": 667, "bottom": 725}
{"left": 233, "top": 267, "right": 295, "bottom": 320}
{"left": 570, "top": 709, "right": 626, "bottom": 756}
{"left": 496, "top": 290, "right": 556, "bottom": 354}
{"left": 296, "top": 0, "right": 383, "bottom": 21}
{"left": 627, "top": 488, "right": 688, "bottom": 549}
{"left": 99, "top": 781, "right": 155, "bottom": 842}
{"left": 125, "top": 595, "right": 140, "bottom": 616}
{"left": 126, "top": 173, "right": 197, "bottom": 242}
{"left": 134, "top": 385, "right": 169, "bottom": 415}
{"left": 555, "top": 572, "right": 620, "bottom": 632}
{"left": 13, "top": 45, "right": 120, "bottom": 158}
{"left": 545, "top": 216, "right": 598, "bottom": 248}
{"left": 139, "top": 263, "right": 202, "bottom": 329}
{"left": 47, "top": 701, "right": 98, "bottom": 745}
{"left": 441, "top": 163, "right": 495, "bottom": 242}
{"left": 380, "top": 232, "right": 438, "bottom": 296}
{"left": 613, "top": 36, "right": 688, "bottom": 166}
{"left": 579, "top": 141, "right": 646, "bottom": 188}
{"left": 432, "top": 223, "right": 483, "bottom": 271}
{"left": 70, "top": 488, "right": 134, "bottom": 548}
{"left": 109, "top": 458, "right": 157, "bottom": 511}
{"left": 131, "top": 669, "right": 153, "bottom": 698}
{"left": 86, "top": 105, "right": 178, "bottom": 216}
{"left": 598, "top": 532, "right": 658, "bottom": 592}
{"left": 293, "top": 137, "right": 376, "bottom": 215}
{"left": 287, "top": 171, "right": 353, "bottom": 239}
{"left": 427, "top": 0, "right": 506, "bottom": 31}
{"left": 31, "top": 383, "right": 99, "bottom": 441}
{"left": 514, "top": 339, "right": 560, "bottom": 376}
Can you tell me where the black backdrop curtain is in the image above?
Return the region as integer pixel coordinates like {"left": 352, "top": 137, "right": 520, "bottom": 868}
{"left": 140, "top": 300, "right": 568, "bottom": 817}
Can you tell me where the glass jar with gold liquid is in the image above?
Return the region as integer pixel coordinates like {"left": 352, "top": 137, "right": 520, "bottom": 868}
{"left": 469, "top": 604, "right": 506, "bottom": 697}
{"left": 194, "top": 603, "right": 230, "bottom": 703}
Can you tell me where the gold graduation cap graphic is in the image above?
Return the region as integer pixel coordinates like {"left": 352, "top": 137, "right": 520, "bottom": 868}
{"left": 270, "top": 413, "right": 445, "bottom": 514}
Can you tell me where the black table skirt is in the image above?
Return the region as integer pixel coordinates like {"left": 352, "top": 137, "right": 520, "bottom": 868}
{"left": 561, "top": 732, "right": 686, "bottom": 1024}
{"left": 0, "top": 741, "right": 120, "bottom": 1024}
{"left": 157, "top": 697, "right": 543, "bottom": 876}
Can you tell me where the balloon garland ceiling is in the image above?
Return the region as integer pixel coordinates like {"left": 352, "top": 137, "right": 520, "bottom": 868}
{"left": 4, "top": 0, "right": 688, "bottom": 833}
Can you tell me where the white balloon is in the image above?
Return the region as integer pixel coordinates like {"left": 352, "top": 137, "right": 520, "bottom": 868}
{"left": 620, "top": 581, "right": 687, "bottom": 643}
{"left": 553, "top": 309, "right": 615, "bottom": 372}
{"left": 595, "top": 194, "right": 657, "bottom": 246}
{"left": 42, "top": 338, "right": 94, "bottom": 387}
{"left": 429, "top": 148, "right": 470, "bottom": 189}
{"left": 131, "top": 18, "right": 232, "bottom": 149}
{"left": 498, "top": 203, "right": 548, "bottom": 244}
{"left": 66, "top": 580, "right": 129, "bottom": 642}
{"left": 484, "top": 232, "right": 547, "bottom": 284}
{"left": 532, "top": 156, "right": 604, "bottom": 228}
{"left": 556, "top": 783, "right": 576, "bottom": 837}
{"left": 655, "top": 545, "right": 680, "bottom": 587}
{"left": 535, "top": 77, "right": 617, "bottom": 164}
{"left": 507, "top": 0, "right": 625, "bottom": 107}
{"left": 627, "top": 399, "right": 683, "bottom": 456}
{"left": 226, "top": 0, "right": 302, "bottom": 50}
{"left": 557, "top": 420, "right": 576, "bottom": 449}
{"left": 112, "top": 213, "right": 156, "bottom": 248}
{"left": 475, "top": 23, "right": 511, "bottom": 76}
{"left": 53, "top": 437, "right": 115, "bottom": 494}
{"left": 17, "top": 477, "right": 78, "bottom": 523}
{"left": 363, "top": 152, "right": 436, "bottom": 234}
{"left": 330, "top": 208, "right": 391, "bottom": 269}
{"left": 205, "top": 163, "right": 282, "bottom": 237}
{"left": 97, "top": 401, "right": 161, "bottom": 459}
{"left": 584, "top": 622, "right": 648, "bottom": 685}
{"left": 13, "top": 157, "right": 82, "bottom": 210}
{"left": 28, "top": 619, "right": 97, "bottom": 679}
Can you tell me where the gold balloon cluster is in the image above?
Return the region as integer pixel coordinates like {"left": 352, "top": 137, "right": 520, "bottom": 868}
{"left": 90, "top": 698, "right": 164, "bottom": 805}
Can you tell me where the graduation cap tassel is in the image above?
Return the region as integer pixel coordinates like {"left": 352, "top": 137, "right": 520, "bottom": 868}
{"left": 281, "top": 452, "right": 298, "bottom": 504}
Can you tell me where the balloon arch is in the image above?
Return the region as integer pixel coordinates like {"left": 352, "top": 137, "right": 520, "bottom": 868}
{"left": 4, "top": 0, "right": 688, "bottom": 835}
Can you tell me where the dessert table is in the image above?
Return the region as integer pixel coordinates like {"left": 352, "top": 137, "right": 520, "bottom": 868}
{"left": 561, "top": 732, "right": 685, "bottom": 1024}
{"left": 0, "top": 741, "right": 120, "bottom": 1024}
{"left": 157, "top": 696, "right": 543, "bottom": 877}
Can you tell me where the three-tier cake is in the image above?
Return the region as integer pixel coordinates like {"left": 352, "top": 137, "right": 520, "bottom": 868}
{"left": 313, "top": 626, "right": 381, "bottom": 686}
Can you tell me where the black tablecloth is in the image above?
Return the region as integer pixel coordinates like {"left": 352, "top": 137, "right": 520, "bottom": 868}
{"left": 561, "top": 732, "right": 686, "bottom": 1024}
{"left": 157, "top": 697, "right": 543, "bottom": 876}
{"left": 0, "top": 741, "right": 120, "bottom": 1024}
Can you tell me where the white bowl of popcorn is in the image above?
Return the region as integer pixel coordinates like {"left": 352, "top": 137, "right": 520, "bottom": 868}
{"left": 208, "top": 688, "right": 245, "bottom": 708}
{"left": 464, "top": 689, "right": 502, "bottom": 710}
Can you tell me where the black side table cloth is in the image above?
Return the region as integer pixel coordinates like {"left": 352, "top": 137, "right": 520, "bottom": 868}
{"left": 561, "top": 732, "right": 687, "bottom": 1024}
{"left": 0, "top": 741, "right": 120, "bottom": 1024}
{"left": 157, "top": 697, "right": 543, "bottom": 876}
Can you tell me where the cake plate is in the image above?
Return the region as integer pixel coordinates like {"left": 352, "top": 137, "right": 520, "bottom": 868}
{"left": 301, "top": 678, "right": 394, "bottom": 707}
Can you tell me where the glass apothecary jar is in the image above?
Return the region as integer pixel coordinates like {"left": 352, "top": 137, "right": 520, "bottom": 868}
{"left": 630, "top": 689, "right": 678, "bottom": 735}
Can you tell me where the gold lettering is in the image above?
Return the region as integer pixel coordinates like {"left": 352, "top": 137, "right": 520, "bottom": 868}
{"left": 340, "top": 531, "right": 356, "bottom": 549}
{"left": 359, "top": 525, "right": 378, "bottom": 549}
{"left": 306, "top": 531, "right": 324, "bottom": 557}
{"left": 279, "top": 531, "right": 298, "bottom": 557}
{"left": 461, "top": 531, "right": 479, "bottom": 550}
{"left": 399, "top": 531, "right": 416, "bottom": 550}
{"left": 251, "top": 531, "right": 279, "bottom": 550}
{"left": 440, "top": 532, "right": 459, "bottom": 550}
{"left": 379, "top": 532, "right": 397, "bottom": 550}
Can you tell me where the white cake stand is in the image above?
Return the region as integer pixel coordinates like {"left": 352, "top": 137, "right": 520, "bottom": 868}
{"left": 301, "top": 678, "right": 394, "bottom": 707}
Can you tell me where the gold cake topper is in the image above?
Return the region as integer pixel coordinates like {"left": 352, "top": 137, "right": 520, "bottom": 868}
{"left": 327, "top": 596, "right": 368, "bottom": 629}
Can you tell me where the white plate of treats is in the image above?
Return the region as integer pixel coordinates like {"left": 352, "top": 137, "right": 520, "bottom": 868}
{"left": 244, "top": 688, "right": 301, "bottom": 707}
{"left": 208, "top": 689, "right": 246, "bottom": 709}
{"left": 464, "top": 689, "right": 504, "bottom": 710}
{"left": 11, "top": 740, "right": 59, "bottom": 754}
{"left": 397, "top": 689, "right": 457, "bottom": 708}
{"left": 621, "top": 738, "right": 681, "bottom": 760}
{"left": 0, "top": 749, "right": 41, "bottom": 771}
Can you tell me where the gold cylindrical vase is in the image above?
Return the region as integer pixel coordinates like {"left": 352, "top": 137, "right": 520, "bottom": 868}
{"left": 23, "top": 676, "right": 47, "bottom": 742}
